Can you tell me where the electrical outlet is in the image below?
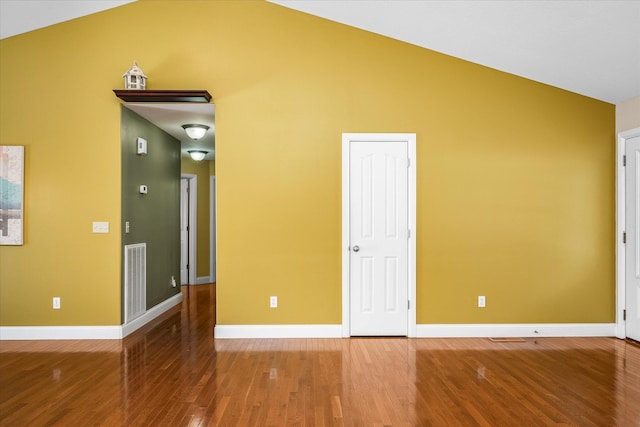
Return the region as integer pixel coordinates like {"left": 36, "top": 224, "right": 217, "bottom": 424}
{"left": 170, "top": 276, "right": 177, "bottom": 287}
{"left": 53, "top": 297, "right": 61, "bottom": 309}
{"left": 478, "top": 295, "right": 486, "bottom": 308}
{"left": 270, "top": 296, "right": 278, "bottom": 308}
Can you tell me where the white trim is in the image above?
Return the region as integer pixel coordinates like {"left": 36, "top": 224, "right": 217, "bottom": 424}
{"left": 341, "top": 133, "right": 417, "bottom": 338}
{"left": 214, "top": 324, "right": 342, "bottom": 339}
{"left": 121, "top": 292, "right": 183, "bottom": 337}
{"left": 212, "top": 323, "right": 614, "bottom": 339}
{"left": 195, "top": 276, "right": 211, "bottom": 285}
{"left": 181, "top": 174, "right": 197, "bottom": 285}
{"left": 408, "top": 137, "right": 417, "bottom": 337}
{"left": 0, "top": 293, "right": 183, "bottom": 340}
{"left": 417, "top": 323, "right": 616, "bottom": 338}
{"left": 341, "top": 136, "right": 350, "bottom": 337}
{"left": 0, "top": 325, "right": 123, "bottom": 340}
{"left": 210, "top": 176, "right": 216, "bottom": 283}
{"left": 616, "top": 127, "right": 640, "bottom": 339}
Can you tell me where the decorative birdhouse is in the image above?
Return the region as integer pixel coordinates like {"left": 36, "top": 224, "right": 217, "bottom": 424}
{"left": 122, "top": 61, "right": 147, "bottom": 90}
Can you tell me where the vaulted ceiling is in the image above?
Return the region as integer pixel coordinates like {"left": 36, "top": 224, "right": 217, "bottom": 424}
{"left": 2, "top": 0, "right": 638, "bottom": 105}
{"left": 1, "top": 0, "right": 637, "bottom": 159}
{"left": 270, "top": 0, "right": 640, "bottom": 105}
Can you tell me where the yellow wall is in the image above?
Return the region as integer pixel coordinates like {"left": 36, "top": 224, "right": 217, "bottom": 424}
{"left": 0, "top": 0, "right": 614, "bottom": 328}
{"left": 0, "top": 12, "right": 124, "bottom": 325}
{"left": 181, "top": 157, "right": 211, "bottom": 279}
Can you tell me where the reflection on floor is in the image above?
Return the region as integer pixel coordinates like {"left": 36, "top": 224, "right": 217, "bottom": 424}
{"left": 1, "top": 284, "right": 639, "bottom": 425}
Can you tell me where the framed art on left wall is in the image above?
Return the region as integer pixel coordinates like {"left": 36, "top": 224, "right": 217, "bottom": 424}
{"left": 0, "top": 146, "right": 24, "bottom": 245}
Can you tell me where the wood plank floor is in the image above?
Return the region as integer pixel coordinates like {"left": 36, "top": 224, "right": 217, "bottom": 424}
{"left": 1, "top": 284, "right": 639, "bottom": 426}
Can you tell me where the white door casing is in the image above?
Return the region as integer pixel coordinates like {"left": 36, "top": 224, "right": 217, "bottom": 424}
{"left": 210, "top": 176, "right": 217, "bottom": 283}
{"left": 617, "top": 127, "right": 640, "bottom": 340}
{"left": 624, "top": 134, "right": 640, "bottom": 341}
{"left": 180, "top": 174, "right": 197, "bottom": 286}
{"left": 180, "top": 178, "right": 189, "bottom": 285}
{"left": 342, "top": 133, "right": 416, "bottom": 337}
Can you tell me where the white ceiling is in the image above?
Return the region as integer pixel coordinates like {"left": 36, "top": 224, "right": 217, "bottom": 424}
{"left": 0, "top": 1, "right": 136, "bottom": 40}
{"left": 124, "top": 103, "right": 216, "bottom": 161}
{"left": 270, "top": 0, "right": 640, "bottom": 105}
{"left": 1, "top": 0, "right": 638, "bottom": 149}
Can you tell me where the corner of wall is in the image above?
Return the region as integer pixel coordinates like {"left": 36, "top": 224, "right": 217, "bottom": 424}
{"left": 616, "top": 96, "right": 640, "bottom": 134}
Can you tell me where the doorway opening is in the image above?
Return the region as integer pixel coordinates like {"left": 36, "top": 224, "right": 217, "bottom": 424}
{"left": 617, "top": 127, "right": 640, "bottom": 342}
{"left": 181, "top": 174, "right": 197, "bottom": 285}
{"left": 122, "top": 102, "right": 216, "bottom": 328}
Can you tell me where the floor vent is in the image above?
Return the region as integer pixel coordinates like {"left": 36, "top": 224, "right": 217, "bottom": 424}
{"left": 124, "top": 243, "right": 146, "bottom": 323}
{"left": 488, "top": 337, "right": 526, "bottom": 343}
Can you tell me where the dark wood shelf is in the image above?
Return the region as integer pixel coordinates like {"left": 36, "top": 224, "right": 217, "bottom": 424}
{"left": 113, "top": 89, "right": 212, "bottom": 103}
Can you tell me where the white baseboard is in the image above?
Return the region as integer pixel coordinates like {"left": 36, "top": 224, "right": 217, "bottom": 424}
{"left": 195, "top": 276, "right": 212, "bottom": 285}
{"left": 416, "top": 323, "right": 616, "bottom": 338}
{"left": 0, "top": 325, "right": 123, "bottom": 340}
{"left": 214, "top": 324, "right": 343, "bottom": 339}
{"left": 1, "top": 318, "right": 615, "bottom": 341}
{"left": 121, "top": 292, "right": 183, "bottom": 338}
{"left": 213, "top": 323, "right": 616, "bottom": 339}
{"left": 0, "top": 292, "right": 183, "bottom": 341}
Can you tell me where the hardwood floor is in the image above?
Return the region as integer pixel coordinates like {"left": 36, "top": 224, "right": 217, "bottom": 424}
{"left": 1, "top": 284, "right": 639, "bottom": 426}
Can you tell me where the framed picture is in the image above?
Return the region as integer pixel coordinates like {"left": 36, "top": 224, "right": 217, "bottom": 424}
{"left": 0, "top": 146, "right": 24, "bottom": 245}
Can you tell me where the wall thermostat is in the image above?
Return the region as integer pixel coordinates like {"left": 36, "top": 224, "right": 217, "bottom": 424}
{"left": 139, "top": 185, "right": 148, "bottom": 194}
{"left": 136, "top": 137, "right": 147, "bottom": 155}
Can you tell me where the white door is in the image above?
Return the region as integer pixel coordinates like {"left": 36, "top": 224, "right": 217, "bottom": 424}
{"left": 180, "top": 178, "right": 189, "bottom": 285}
{"left": 625, "top": 135, "right": 640, "bottom": 341}
{"left": 349, "top": 140, "right": 409, "bottom": 335}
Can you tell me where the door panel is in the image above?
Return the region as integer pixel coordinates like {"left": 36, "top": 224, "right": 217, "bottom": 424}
{"left": 626, "top": 136, "right": 640, "bottom": 341}
{"left": 350, "top": 141, "right": 408, "bottom": 336}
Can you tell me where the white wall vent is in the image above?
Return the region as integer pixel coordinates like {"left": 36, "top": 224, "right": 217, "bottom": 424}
{"left": 124, "top": 243, "right": 146, "bottom": 323}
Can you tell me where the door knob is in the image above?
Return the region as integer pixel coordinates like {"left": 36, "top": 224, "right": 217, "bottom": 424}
{"left": 352, "top": 245, "right": 360, "bottom": 252}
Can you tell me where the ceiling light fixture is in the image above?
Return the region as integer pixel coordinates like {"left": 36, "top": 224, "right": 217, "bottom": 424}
{"left": 187, "top": 150, "right": 208, "bottom": 161}
{"left": 181, "top": 124, "right": 210, "bottom": 140}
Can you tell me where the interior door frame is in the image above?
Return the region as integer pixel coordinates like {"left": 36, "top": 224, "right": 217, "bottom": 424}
{"left": 616, "top": 127, "right": 640, "bottom": 339}
{"left": 181, "top": 174, "right": 197, "bottom": 286}
{"left": 342, "top": 133, "right": 417, "bottom": 337}
{"left": 210, "top": 176, "right": 216, "bottom": 283}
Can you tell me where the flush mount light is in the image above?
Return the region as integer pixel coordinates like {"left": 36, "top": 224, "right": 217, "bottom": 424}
{"left": 181, "top": 124, "right": 209, "bottom": 140}
{"left": 187, "top": 150, "right": 208, "bottom": 161}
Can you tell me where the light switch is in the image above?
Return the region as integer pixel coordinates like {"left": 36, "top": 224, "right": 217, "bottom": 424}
{"left": 92, "top": 221, "right": 109, "bottom": 233}
{"left": 136, "top": 137, "right": 147, "bottom": 155}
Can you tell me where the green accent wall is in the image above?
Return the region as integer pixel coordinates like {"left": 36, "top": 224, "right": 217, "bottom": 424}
{"left": 121, "top": 107, "right": 181, "bottom": 315}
